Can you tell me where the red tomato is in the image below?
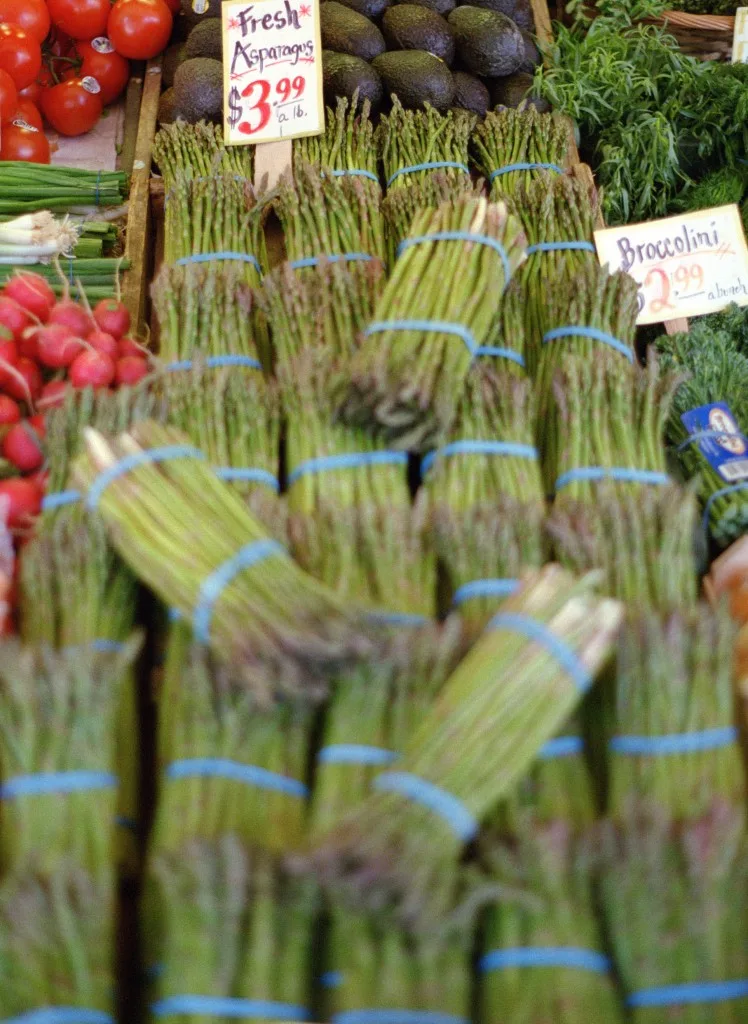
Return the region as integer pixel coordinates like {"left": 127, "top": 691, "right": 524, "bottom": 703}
{"left": 0, "top": 66, "right": 16, "bottom": 121}
{"left": 0, "top": 120, "right": 49, "bottom": 161}
{"left": 9, "top": 96, "right": 42, "bottom": 130}
{"left": 0, "top": 0, "right": 50, "bottom": 43}
{"left": 108, "top": 0, "right": 172, "bottom": 60}
{"left": 75, "top": 39, "right": 129, "bottom": 106}
{"left": 46, "top": 0, "right": 110, "bottom": 41}
{"left": 0, "top": 24, "right": 41, "bottom": 91}
{"left": 19, "top": 79, "right": 42, "bottom": 104}
{"left": 41, "top": 78, "right": 102, "bottom": 136}
{"left": 48, "top": 26, "right": 77, "bottom": 55}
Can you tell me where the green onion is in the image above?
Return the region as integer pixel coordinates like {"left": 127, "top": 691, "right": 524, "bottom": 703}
{"left": 0, "top": 162, "right": 127, "bottom": 214}
{"left": 0, "top": 257, "right": 129, "bottom": 298}
{"left": 471, "top": 109, "right": 571, "bottom": 201}
{"left": 294, "top": 94, "right": 378, "bottom": 176}
{"left": 340, "top": 196, "right": 527, "bottom": 451}
{"left": 153, "top": 122, "right": 252, "bottom": 189}
{"left": 73, "top": 422, "right": 375, "bottom": 699}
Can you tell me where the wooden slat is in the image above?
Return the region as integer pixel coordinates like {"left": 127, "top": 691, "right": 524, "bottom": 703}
{"left": 119, "top": 65, "right": 144, "bottom": 174}
{"left": 121, "top": 58, "right": 162, "bottom": 336}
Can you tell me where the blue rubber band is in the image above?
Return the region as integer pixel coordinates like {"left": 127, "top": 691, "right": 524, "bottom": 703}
{"left": 164, "top": 354, "right": 262, "bottom": 372}
{"left": 526, "top": 240, "right": 596, "bottom": 255}
{"left": 451, "top": 579, "right": 519, "bottom": 606}
{"left": 397, "top": 232, "right": 511, "bottom": 284}
{"left": 165, "top": 758, "right": 307, "bottom": 797}
{"left": 95, "top": 170, "right": 101, "bottom": 205}
{"left": 702, "top": 481, "right": 748, "bottom": 535}
{"left": 334, "top": 1013, "right": 468, "bottom": 1024}
{"left": 554, "top": 467, "right": 670, "bottom": 492}
{"left": 151, "top": 997, "right": 309, "bottom": 1019}
{"left": 610, "top": 726, "right": 738, "bottom": 756}
{"left": 287, "top": 451, "right": 407, "bottom": 487}
{"left": 289, "top": 253, "right": 373, "bottom": 271}
{"left": 67, "top": 258, "right": 75, "bottom": 285}
{"left": 373, "top": 771, "right": 477, "bottom": 842}
{"left": 90, "top": 639, "right": 126, "bottom": 653}
{"left": 489, "top": 162, "right": 564, "bottom": 182}
{"left": 214, "top": 467, "right": 279, "bottom": 491}
{"left": 543, "top": 326, "right": 634, "bottom": 362}
{"left": 193, "top": 539, "right": 285, "bottom": 644}
{"left": 365, "top": 611, "right": 428, "bottom": 627}
{"left": 422, "top": 440, "right": 538, "bottom": 476}
{"left": 174, "top": 252, "right": 261, "bottom": 274}
{"left": 318, "top": 745, "right": 399, "bottom": 766}
{"left": 473, "top": 345, "right": 525, "bottom": 366}
{"left": 488, "top": 612, "right": 591, "bottom": 692}
{"left": 627, "top": 979, "right": 748, "bottom": 1008}
{"left": 117, "top": 815, "right": 138, "bottom": 830}
{"left": 320, "top": 971, "right": 344, "bottom": 988}
{"left": 677, "top": 429, "right": 748, "bottom": 452}
{"left": 0, "top": 771, "right": 117, "bottom": 800}
{"left": 0, "top": 1011, "right": 114, "bottom": 1024}
{"left": 365, "top": 319, "right": 477, "bottom": 355}
{"left": 331, "top": 169, "right": 380, "bottom": 183}
{"left": 86, "top": 444, "right": 205, "bottom": 510}
{"left": 480, "top": 947, "right": 611, "bottom": 974}
{"left": 538, "top": 735, "right": 584, "bottom": 758}
{"left": 387, "top": 161, "right": 470, "bottom": 187}
{"left": 42, "top": 489, "right": 82, "bottom": 511}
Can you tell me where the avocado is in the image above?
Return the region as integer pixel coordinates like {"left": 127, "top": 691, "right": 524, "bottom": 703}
{"left": 382, "top": 6, "right": 455, "bottom": 65}
{"left": 393, "top": 0, "right": 455, "bottom": 14}
{"left": 448, "top": 6, "right": 523, "bottom": 77}
{"left": 371, "top": 50, "right": 454, "bottom": 110}
{"left": 518, "top": 29, "right": 540, "bottom": 72}
{"left": 185, "top": 18, "right": 223, "bottom": 60}
{"left": 161, "top": 43, "right": 187, "bottom": 89}
{"left": 457, "top": 0, "right": 531, "bottom": 28}
{"left": 158, "top": 88, "right": 187, "bottom": 125}
{"left": 180, "top": 0, "right": 224, "bottom": 30}
{"left": 173, "top": 57, "right": 224, "bottom": 123}
{"left": 323, "top": 51, "right": 385, "bottom": 109}
{"left": 321, "top": 3, "right": 386, "bottom": 61}
{"left": 334, "top": 0, "right": 391, "bottom": 20}
{"left": 489, "top": 71, "right": 549, "bottom": 110}
{"left": 452, "top": 70, "right": 489, "bottom": 115}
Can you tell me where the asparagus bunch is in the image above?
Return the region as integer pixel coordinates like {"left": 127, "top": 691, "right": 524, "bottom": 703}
{"left": 0, "top": 257, "right": 130, "bottom": 300}
{"left": 153, "top": 121, "right": 253, "bottom": 188}
{"left": 341, "top": 196, "right": 527, "bottom": 451}
{"left": 0, "top": 639, "right": 139, "bottom": 875}
{"left": 145, "top": 836, "right": 318, "bottom": 1024}
{"left": 275, "top": 162, "right": 385, "bottom": 268}
{"left": 472, "top": 108, "right": 571, "bottom": 200}
{"left": 73, "top": 422, "right": 375, "bottom": 698}
{"left": 657, "top": 325, "right": 748, "bottom": 548}
{"left": 378, "top": 101, "right": 476, "bottom": 193}
{"left": 309, "top": 566, "right": 622, "bottom": 925}
{"left": 259, "top": 257, "right": 386, "bottom": 373}
{"left": 547, "top": 484, "right": 699, "bottom": 612}
{"left": 0, "top": 864, "right": 116, "bottom": 1022}
{"left": 151, "top": 630, "right": 312, "bottom": 856}
{"left": 294, "top": 94, "right": 378, "bottom": 176}
{"left": 600, "top": 804, "right": 748, "bottom": 1024}
{"left": 479, "top": 821, "right": 623, "bottom": 1024}
{"left": 607, "top": 606, "right": 743, "bottom": 823}
{"left": 163, "top": 173, "right": 267, "bottom": 286}
{"left": 282, "top": 348, "right": 434, "bottom": 612}
{"left": 546, "top": 354, "right": 677, "bottom": 504}
{"left": 151, "top": 262, "right": 263, "bottom": 366}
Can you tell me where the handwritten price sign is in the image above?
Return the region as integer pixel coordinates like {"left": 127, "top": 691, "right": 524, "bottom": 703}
{"left": 222, "top": 0, "right": 323, "bottom": 146}
{"left": 594, "top": 205, "right": 748, "bottom": 326}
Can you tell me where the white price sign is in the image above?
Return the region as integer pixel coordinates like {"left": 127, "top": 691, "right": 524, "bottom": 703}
{"left": 222, "top": 0, "right": 323, "bottom": 146}
{"left": 594, "top": 205, "right": 748, "bottom": 326}
{"left": 732, "top": 7, "right": 748, "bottom": 62}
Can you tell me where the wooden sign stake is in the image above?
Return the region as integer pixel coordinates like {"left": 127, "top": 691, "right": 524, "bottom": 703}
{"left": 254, "top": 139, "right": 293, "bottom": 193}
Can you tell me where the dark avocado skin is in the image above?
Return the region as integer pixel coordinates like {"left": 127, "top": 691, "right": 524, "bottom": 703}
{"left": 382, "top": 6, "right": 456, "bottom": 66}
{"left": 158, "top": 88, "right": 184, "bottom": 124}
{"left": 173, "top": 57, "right": 224, "bottom": 122}
{"left": 456, "top": 0, "right": 531, "bottom": 28}
{"left": 371, "top": 50, "right": 455, "bottom": 110}
{"left": 323, "top": 51, "right": 385, "bottom": 109}
{"left": 518, "top": 29, "right": 540, "bottom": 73}
{"left": 489, "top": 71, "right": 549, "bottom": 110}
{"left": 334, "top": 0, "right": 391, "bottom": 19}
{"left": 448, "top": 6, "right": 524, "bottom": 77}
{"left": 321, "top": 2, "right": 387, "bottom": 61}
{"left": 452, "top": 70, "right": 489, "bottom": 115}
{"left": 161, "top": 42, "right": 187, "bottom": 89}
{"left": 393, "top": 0, "right": 455, "bottom": 14}
{"left": 179, "top": 0, "right": 223, "bottom": 30}
{"left": 184, "top": 18, "right": 223, "bottom": 60}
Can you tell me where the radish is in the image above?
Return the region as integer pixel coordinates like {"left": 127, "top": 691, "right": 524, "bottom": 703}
{"left": 115, "top": 356, "right": 150, "bottom": 387}
{"left": 36, "top": 323, "right": 81, "bottom": 369}
{"left": 28, "top": 414, "right": 45, "bottom": 438}
{"left": 69, "top": 349, "right": 115, "bottom": 389}
{"left": 93, "top": 298, "right": 130, "bottom": 339}
{"left": 3, "top": 273, "right": 55, "bottom": 322}
{"left": 0, "top": 338, "right": 19, "bottom": 394}
{"left": 3, "top": 422, "right": 43, "bottom": 473}
{"left": 118, "top": 336, "right": 149, "bottom": 358}
{"left": 48, "top": 299, "right": 94, "bottom": 338}
{"left": 18, "top": 328, "right": 39, "bottom": 362}
{"left": 0, "top": 396, "right": 20, "bottom": 425}
{"left": 0, "top": 296, "right": 31, "bottom": 342}
{"left": 4, "top": 357, "right": 42, "bottom": 404}
{"left": 38, "top": 380, "right": 68, "bottom": 410}
{"left": 87, "top": 329, "right": 119, "bottom": 360}
{"left": 0, "top": 477, "right": 42, "bottom": 529}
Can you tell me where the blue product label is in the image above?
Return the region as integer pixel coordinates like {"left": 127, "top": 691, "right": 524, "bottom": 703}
{"left": 681, "top": 402, "right": 748, "bottom": 482}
